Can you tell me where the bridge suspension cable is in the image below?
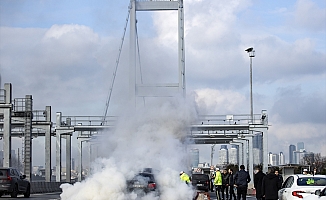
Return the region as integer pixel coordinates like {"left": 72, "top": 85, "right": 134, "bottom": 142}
{"left": 102, "top": 2, "right": 132, "bottom": 124}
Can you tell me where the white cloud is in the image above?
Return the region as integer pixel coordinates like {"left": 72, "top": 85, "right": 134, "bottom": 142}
{"left": 193, "top": 88, "right": 247, "bottom": 114}
{"left": 293, "top": 0, "right": 326, "bottom": 31}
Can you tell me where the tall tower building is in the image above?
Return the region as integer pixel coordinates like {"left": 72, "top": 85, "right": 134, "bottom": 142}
{"left": 297, "top": 142, "right": 305, "bottom": 151}
{"left": 218, "top": 145, "right": 228, "bottom": 166}
{"left": 189, "top": 149, "right": 199, "bottom": 168}
{"left": 289, "top": 144, "right": 296, "bottom": 164}
{"left": 228, "top": 145, "right": 238, "bottom": 165}
{"left": 279, "top": 152, "right": 285, "bottom": 165}
{"left": 268, "top": 152, "right": 273, "bottom": 165}
{"left": 269, "top": 153, "right": 279, "bottom": 166}
{"left": 253, "top": 148, "right": 262, "bottom": 165}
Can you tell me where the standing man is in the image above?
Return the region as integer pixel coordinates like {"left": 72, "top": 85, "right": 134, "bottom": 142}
{"left": 234, "top": 165, "right": 251, "bottom": 200}
{"left": 214, "top": 167, "right": 223, "bottom": 200}
{"left": 254, "top": 166, "right": 265, "bottom": 200}
{"left": 262, "top": 167, "right": 281, "bottom": 200}
{"left": 221, "top": 169, "right": 230, "bottom": 200}
{"left": 275, "top": 170, "right": 283, "bottom": 186}
{"left": 228, "top": 168, "right": 237, "bottom": 200}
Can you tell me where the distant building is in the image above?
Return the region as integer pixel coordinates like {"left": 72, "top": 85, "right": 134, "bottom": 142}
{"left": 269, "top": 153, "right": 279, "bottom": 166}
{"left": 253, "top": 148, "right": 262, "bottom": 165}
{"left": 189, "top": 149, "right": 199, "bottom": 167}
{"left": 253, "top": 133, "right": 263, "bottom": 149}
{"left": 297, "top": 142, "right": 304, "bottom": 151}
{"left": 228, "top": 145, "right": 238, "bottom": 165}
{"left": 279, "top": 152, "right": 285, "bottom": 165}
{"left": 218, "top": 145, "right": 228, "bottom": 166}
{"left": 289, "top": 144, "right": 296, "bottom": 164}
{"left": 268, "top": 152, "right": 273, "bottom": 165}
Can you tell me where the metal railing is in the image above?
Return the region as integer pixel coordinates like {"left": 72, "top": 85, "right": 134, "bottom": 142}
{"left": 61, "top": 115, "right": 118, "bottom": 127}
{"left": 195, "top": 113, "right": 267, "bottom": 125}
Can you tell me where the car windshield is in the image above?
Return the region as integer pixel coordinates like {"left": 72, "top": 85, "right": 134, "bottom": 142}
{"left": 297, "top": 177, "right": 326, "bottom": 186}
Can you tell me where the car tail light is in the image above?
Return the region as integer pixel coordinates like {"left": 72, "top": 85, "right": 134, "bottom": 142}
{"left": 292, "top": 191, "right": 305, "bottom": 198}
{"left": 148, "top": 183, "right": 156, "bottom": 189}
{"left": 6, "top": 174, "right": 12, "bottom": 181}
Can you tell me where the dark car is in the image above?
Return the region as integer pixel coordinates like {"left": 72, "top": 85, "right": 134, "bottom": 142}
{"left": 0, "top": 167, "right": 30, "bottom": 198}
{"left": 127, "top": 172, "right": 158, "bottom": 197}
{"left": 192, "top": 173, "right": 210, "bottom": 192}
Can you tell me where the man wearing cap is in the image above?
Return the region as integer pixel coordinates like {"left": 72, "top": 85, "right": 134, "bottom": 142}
{"left": 180, "top": 171, "right": 191, "bottom": 184}
{"left": 214, "top": 167, "right": 223, "bottom": 200}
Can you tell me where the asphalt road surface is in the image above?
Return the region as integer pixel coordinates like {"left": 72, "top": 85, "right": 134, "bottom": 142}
{"left": 207, "top": 191, "right": 255, "bottom": 200}
{"left": 1, "top": 192, "right": 61, "bottom": 200}
{"left": 1, "top": 192, "right": 255, "bottom": 200}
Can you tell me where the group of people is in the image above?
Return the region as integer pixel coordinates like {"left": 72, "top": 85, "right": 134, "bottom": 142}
{"left": 210, "top": 165, "right": 250, "bottom": 200}
{"left": 180, "top": 165, "right": 283, "bottom": 200}
{"left": 254, "top": 167, "right": 283, "bottom": 200}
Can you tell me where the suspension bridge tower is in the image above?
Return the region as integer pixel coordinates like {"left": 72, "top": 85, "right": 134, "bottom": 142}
{"left": 129, "top": 0, "right": 185, "bottom": 106}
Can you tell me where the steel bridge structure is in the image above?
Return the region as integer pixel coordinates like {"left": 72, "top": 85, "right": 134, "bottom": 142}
{"left": 0, "top": 0, "right": 269, "bottom": 186}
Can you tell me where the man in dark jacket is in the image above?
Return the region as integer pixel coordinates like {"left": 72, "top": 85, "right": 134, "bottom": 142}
{"left": 234, "top": 165, "right": 251, "bottom": 200}
{"left": 228, "top": 168, "right": 237, "bottom": 200}
{"left": 221, "top": 169, "right": 230, "bottom": 200}
{"left": 254, "top": 166, "right": 265, "bottom": 200}
{"left": 262, "top": 167, "right": 282, "bottom": 200}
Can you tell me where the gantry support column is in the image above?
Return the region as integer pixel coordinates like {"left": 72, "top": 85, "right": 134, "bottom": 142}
{"left": 24, "top": 95, "right": 33, "bottom": 181}
{"left": 65, "top": 134, "right": 72, "bottom": 183}
{"left": 262, "top": 129, "right": 268, "bottom": 173}
{"left": 247, "top": 135, "right": 254, "bottom": 186}
{"left": 56, "top": 112, "right": 74, "bottom": 182}
{"left": 45, "top": 106, "right": 52, "bottom": 182}
{"left": 2, "top": 83, "right": 12, "bottom": 167}
{"left": 77, "top": 137, "right": 89, "bottom": 182}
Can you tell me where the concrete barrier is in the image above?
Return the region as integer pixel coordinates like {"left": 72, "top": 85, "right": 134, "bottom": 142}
{"left": 30, "top": 182, "right": 64, "bottom": 194}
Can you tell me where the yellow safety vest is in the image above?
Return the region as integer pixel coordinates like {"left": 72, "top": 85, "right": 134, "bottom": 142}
{"left": 180, "top": 173, "right": 191, "bottom": 183}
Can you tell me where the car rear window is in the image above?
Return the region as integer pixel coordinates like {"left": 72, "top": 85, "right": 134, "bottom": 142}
{"left": 192, "top": 174, "right": 209, "bottom": 181}
{"left": 297, "top": 177, "right": 326, "bottom": 186}
{"left": 0, "top": 169, "right": 8, "bottom": 177}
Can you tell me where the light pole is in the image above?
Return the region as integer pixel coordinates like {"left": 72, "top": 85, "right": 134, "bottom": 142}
{"left": 211, "top": 144, "right": 216, "bottom": 166}
{"left": 245, "top": 47, "right": 255, "bottom": 123}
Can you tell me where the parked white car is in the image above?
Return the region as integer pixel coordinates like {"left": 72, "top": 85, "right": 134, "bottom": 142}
{"left": 278, "top": 175, "right": 326, "bottom": 200}
{"left": 303, "top": 187, "right": 326, "bottom": 200}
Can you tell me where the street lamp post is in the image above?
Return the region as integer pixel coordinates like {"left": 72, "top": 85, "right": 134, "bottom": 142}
{"left": 245, "top": 47, "right": 255, "bottom": 123}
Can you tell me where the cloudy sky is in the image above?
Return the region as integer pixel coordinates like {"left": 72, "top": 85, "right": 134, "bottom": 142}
{"left": 0, "top": 0, "right": 325, "bottom": 166}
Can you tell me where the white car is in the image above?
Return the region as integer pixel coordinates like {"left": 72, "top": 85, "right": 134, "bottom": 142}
{"left": 303, "top": 187, "right": 326, "bottom": 200}
{"left": 278, "top": 175, "right": 326, "bottom": 200}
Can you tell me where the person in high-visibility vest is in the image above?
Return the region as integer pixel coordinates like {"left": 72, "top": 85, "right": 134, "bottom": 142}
{"left": 214, "top": 167, "right": 223, "bottom": 200}
{"left": 306, "top": 178, "right": 315, "bottom": 185}
{"left": 180, "top": 171, "right": 191, "bottom": 184}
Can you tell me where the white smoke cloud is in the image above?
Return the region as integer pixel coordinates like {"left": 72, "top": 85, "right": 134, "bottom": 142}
{"left": 60, "top": 98, "right": 197, "bottom": 200}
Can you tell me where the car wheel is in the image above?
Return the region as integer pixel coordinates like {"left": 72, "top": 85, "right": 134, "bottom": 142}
{"left": 24, "top": 184, "right": 31, "bottom": 198}
{"left": 0, "top": 192, "right": 3, "bottom": 197}
{"left": 10, "top": 184, "right": 18, "bottom": 198}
